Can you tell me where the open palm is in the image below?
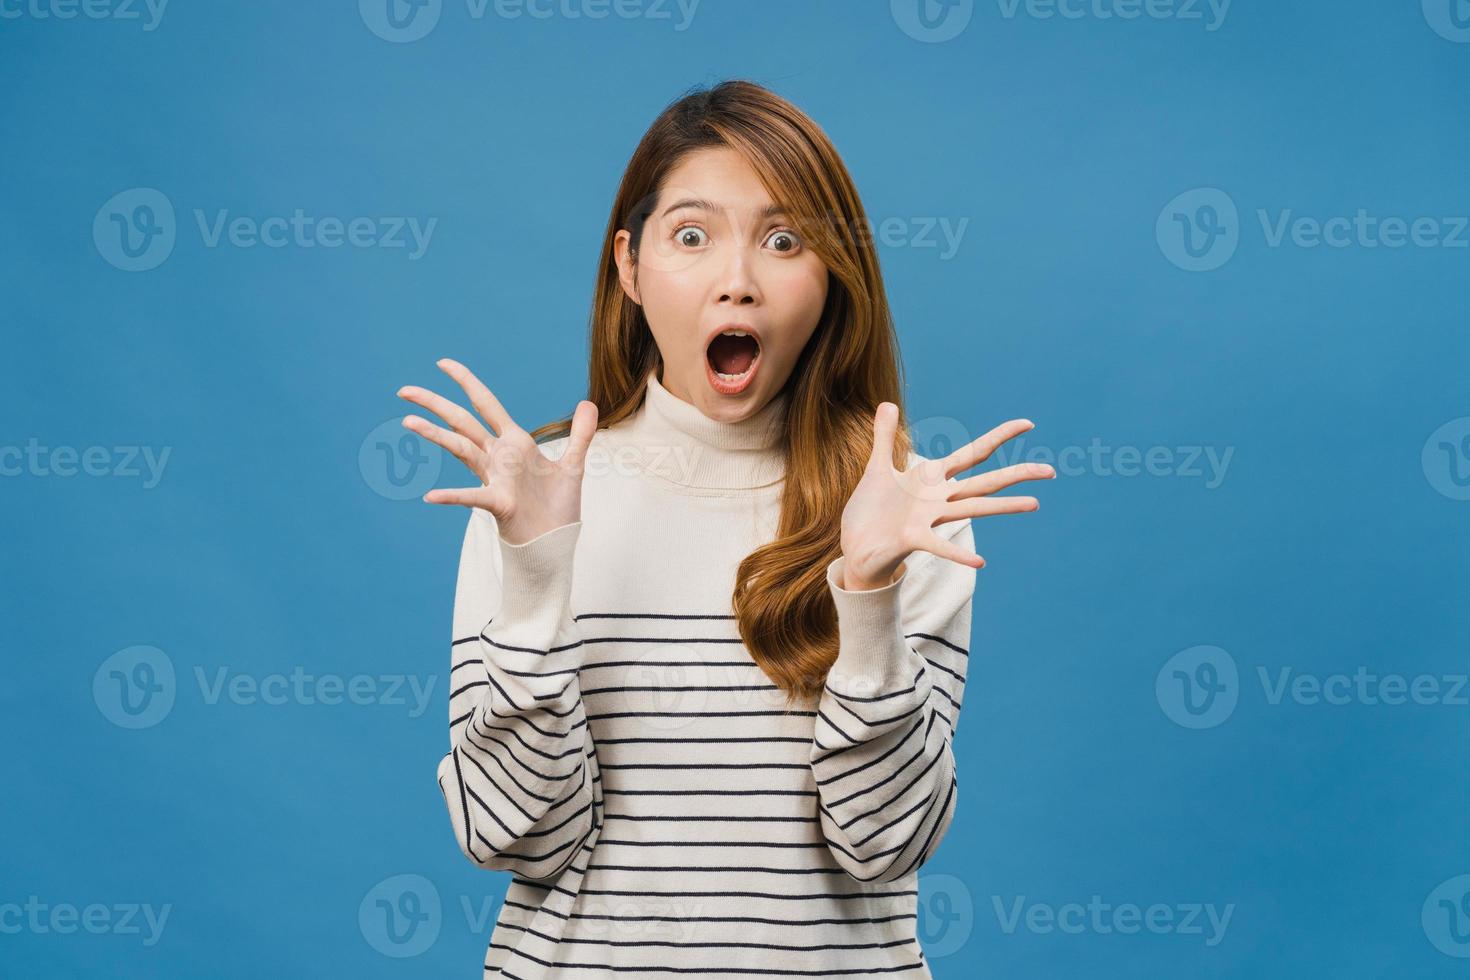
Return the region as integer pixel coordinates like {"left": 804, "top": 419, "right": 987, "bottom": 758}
{"left": 396, "top": 358, "right": 598, "bottom": 546}
{"left": 839, "top": 403, "right": 1055, "bottom": 590}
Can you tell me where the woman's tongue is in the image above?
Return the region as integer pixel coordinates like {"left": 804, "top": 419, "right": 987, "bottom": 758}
{"left": 708, "top": 334, "right": 757, "bottom": 376}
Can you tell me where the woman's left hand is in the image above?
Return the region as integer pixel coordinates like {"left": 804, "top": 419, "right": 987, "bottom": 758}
{"left": 838, "top": 403, "right": 1056, "bottom": 591}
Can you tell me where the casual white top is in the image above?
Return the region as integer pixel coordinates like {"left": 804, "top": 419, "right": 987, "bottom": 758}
{"left": 436, "top": 367, "right": 978, "bottom": 978}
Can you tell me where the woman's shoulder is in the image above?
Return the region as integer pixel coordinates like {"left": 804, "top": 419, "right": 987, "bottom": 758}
{"left": 532, "top": 425, "right": 623, "bottom": 456}
{"left": 534, "top": 432, "right": 573, "bottom": 460}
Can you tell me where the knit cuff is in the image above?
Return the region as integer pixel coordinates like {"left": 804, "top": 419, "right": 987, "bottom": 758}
{"left": 825, "top": 554, "right": 914, "bottom": 695}
{"left": 489, "top": 520, "right": 583, "bottom": 666}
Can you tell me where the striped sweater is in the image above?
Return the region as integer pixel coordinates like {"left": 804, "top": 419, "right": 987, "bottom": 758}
{"left": 435, "top": 368, "right": 978, "bottom": 978}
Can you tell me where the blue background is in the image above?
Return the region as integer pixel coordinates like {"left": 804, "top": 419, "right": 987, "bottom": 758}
{"left": 3, "top": 0, "right": 1468, "bottom": 976}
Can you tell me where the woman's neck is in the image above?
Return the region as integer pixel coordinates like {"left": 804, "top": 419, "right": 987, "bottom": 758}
{"left": 606, "top": 367, "right": 789, "bottom": 493}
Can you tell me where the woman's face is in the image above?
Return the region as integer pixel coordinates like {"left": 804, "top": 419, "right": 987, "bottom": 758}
{"left": 615, "top": 147, "right": 829, "bottom": 423}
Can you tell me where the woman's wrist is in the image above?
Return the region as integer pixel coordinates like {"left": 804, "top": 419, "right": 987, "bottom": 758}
{"left": 839, "top": 558, "right": 905, "bottom": 592}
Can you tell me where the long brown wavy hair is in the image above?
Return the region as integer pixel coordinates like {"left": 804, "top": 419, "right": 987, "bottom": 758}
{"left": 530, "top": 79, "right": 912, "bottom": 707}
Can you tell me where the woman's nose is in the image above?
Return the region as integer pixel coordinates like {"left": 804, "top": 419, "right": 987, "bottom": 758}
{"left": 716, "top": 245, "right": 760, "bottom": 304}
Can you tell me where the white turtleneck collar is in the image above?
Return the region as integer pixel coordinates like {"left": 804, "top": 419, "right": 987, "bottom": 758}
{"left": 603, "top": 367, "right": 790, "bottom": 493}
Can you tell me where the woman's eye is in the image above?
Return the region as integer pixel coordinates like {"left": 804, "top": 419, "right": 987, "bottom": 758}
{"left": 766, "top": 229, "right": 801, "bottom": 253}
{"left": 674, "top": 225, "right": 708, "bottom": 247}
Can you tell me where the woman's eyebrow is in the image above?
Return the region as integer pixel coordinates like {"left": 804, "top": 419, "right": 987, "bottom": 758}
{"left": 660, "top": 197, "right": 790, "bottom": 220}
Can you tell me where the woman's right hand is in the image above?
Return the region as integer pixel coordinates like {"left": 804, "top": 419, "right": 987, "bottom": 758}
{"left": 396, "top": 358, "right": 599, "bottom": 546}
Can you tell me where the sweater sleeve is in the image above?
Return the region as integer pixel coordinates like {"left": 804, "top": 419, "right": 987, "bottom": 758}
{"left": 434, "top": 509, "right": 599, "bottom": 879}
{"left": 811, "top": 515, "right": 977, "bottom": 884}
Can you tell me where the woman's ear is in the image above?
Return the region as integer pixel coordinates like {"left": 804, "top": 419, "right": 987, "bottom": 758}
{"left": 613, "top": 229, "right": 641, "bottom": 306}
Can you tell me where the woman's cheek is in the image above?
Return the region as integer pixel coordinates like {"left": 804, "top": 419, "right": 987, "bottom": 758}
{"left": 786, "top": 280, "right": 829, "bottom": 341}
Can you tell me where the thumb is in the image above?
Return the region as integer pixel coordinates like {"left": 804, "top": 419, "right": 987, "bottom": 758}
{"left": 867, "top": 402, "right": 899, "bottom": 470}
{"left": 562, "top": 399, "right": 599, "bottom": 472}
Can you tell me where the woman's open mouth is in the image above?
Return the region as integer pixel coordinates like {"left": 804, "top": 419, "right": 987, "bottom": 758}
{"left": 705, "top": 328, "right": 761, "bottom": 395}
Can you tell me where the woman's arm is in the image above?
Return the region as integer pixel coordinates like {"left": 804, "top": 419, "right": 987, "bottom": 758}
{"left": 809, "top": 516, "right": 976, "bottom": 884}
{"left": 435, "top": 508, "right": 598, "bottom": 879}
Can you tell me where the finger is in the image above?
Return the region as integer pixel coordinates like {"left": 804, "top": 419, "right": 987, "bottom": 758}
{"left": 422, "top": 485, "right": 503, "bottom": 510}
{"left": 561, "top": 400, "right": 599, "bottom": 472}
{"left": 940, "top": 495, "right": 1040, "bottom": 522}
{"left": 914, "top": 529, "right": 986, "bottom": 569}
{"left": 437, "top": 358, "right": 517, "bottom": 438}
{"left": 943, "top": 419, "right": 1036, "bottom": 479}
{"left": 402, "top": 415, "right": 486, "bottom": 474}
{"left": 948, "top": 462, "right": 1055, "bottom": 500}
{"left": 398, "top": 383, "right": 495, "bottom": 450}
{"left": 867, "top": 402, "right": 900, "bottom": 470}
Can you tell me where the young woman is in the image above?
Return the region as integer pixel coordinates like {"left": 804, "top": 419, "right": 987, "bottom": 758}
{"left": 398, "top": 79, "right": 1053, "bottom": 978}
